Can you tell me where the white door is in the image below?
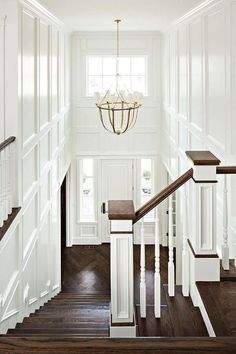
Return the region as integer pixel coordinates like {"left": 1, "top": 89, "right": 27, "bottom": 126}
{"left": 101, "top": 159, "right": 134, "bottom": 242}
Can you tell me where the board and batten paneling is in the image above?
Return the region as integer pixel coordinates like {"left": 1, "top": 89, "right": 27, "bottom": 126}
{"left": 162, "top": 0, "right": 236, "bottom": 260}
{"left": 0, "top": 0, "right": 71, "bottom": 334}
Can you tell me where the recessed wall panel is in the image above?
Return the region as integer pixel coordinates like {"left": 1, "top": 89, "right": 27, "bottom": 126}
{"left": 231, "top": 1, "right": 236, "bottom": 154}
{"left": 178, "top": 26, "right": 187, "bottom": 117}
{"left": 23, "top": 194, "right": 38, "bottom": 258}
{"left": 0, "top": 226, "right": 19, "bottom": 296}
{"left": 39, "top": 21, "right": 49, "bottom": 130}
{"left": 189, "top": 18, "right": 203, "bottom": 131}
{"left": 38, "top": 213, "right": 50, "bottom": 296}
{"left": 22, "top": 145, "right": 37, "bottom": 201}
{"left": 40, "top": 132, "right": 50, "bottom": 173}
{"left": 22, "top": 10, "right": 37, "bottom": 145}
{"left": 51, "top": 28, "right": 58, "bottom": 118}
{"left": 205, "top": 8, "right": 226, "bottom": 148}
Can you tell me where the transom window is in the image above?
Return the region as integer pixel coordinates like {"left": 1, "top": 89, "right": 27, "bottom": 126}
{"left": 86, "top": 55, "right": 148, "bottom": 97}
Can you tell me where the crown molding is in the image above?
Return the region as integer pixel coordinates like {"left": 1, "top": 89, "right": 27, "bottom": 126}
{"left": 169, "top": 0, "right": 223, "bottom": 30}
{"left": 19, "top": 0, "right": 64, "bottom": 28}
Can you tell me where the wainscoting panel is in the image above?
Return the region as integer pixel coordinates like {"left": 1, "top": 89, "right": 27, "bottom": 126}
{"left": 0, "top": 0, "right": 71, "bottom": 334}
{"left": 162, "top": 0, "right": 236, "bottom": 263}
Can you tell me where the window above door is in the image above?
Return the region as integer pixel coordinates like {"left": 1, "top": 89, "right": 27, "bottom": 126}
{"left": 86, "top": 55, "right": 148, "bottom": 97}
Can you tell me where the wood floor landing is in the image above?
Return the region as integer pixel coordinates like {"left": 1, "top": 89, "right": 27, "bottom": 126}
{"left": 220, "top": 260, "right": 236, "bottom": 281}
{"left": 62, "top": 244, "right": 207, "bottom": 337}
{"left": 136, "top": 285, "right": 208, "bottom": 337}
{"left": 197, "top": 281, "right": 236, "bottom": 337}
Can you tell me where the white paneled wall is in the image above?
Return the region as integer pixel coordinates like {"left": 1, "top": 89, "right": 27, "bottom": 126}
{"left": 0, "top": 0, "right": 71, "bottom": 333}
{"left": 71, "top": 32, "right": 161, "bottom": 156}
{"left": 162, "top": 0, "right": 236, "bottom": 259}
{"left": 71, "top": 32, "right": 163, "bottom": 245}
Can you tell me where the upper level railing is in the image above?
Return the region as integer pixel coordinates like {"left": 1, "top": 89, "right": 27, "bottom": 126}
{"left": 0, "top": 137, "right": 16, "bottom": 228}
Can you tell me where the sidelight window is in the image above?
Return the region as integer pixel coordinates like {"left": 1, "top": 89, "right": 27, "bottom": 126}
{"left": 80, "top": 159, "right": 95, "bottom": 221}
{"left": 141, "top": 158, "right": 155, "bottom": 220}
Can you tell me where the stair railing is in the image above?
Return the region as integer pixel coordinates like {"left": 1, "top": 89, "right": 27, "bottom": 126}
{"left": 105, "top": 153, "right": 236, "bottom": 331}
{"left": 133, "top": 168, "right": 193, "bottom": 319}
{"left": 0, "top": 137, "right": 16, "bottom": 227}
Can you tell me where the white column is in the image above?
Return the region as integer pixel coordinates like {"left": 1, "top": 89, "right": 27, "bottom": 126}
{"left": 168, "top": 194, "right": 175, "bottom": 297}
{"left": 182, "top": 184, "right": 189, "bottom": 296}
{"left": 110, "top": 216, "right": 136, "bottom": 337}
{"left": 154, "top": 210, "right": 161, "bottom": 318}
{"left": 222, "top": 174, "right": 229, "bottom": 270}
{"left": 140, "top": 218, "right": 146, "bottom": 318}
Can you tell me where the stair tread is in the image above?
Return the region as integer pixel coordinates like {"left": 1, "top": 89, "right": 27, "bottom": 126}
{"left": 8, "top": 328, "right": 108, "bottom": 334}
{"left": 16, "top": 322, "right": 109, "bottom": 329}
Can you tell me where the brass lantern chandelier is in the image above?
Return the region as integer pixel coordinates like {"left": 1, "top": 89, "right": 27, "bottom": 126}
{"left": 95, "top": 20, "right": 143, "bottom": 135}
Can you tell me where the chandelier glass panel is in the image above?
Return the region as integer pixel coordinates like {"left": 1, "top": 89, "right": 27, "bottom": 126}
{"left": 95, "top": 20, "right": 143, "bottom": 135}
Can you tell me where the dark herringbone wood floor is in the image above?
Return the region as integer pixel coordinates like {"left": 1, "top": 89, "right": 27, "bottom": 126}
{"left": 60, "top": 244, "right": 208, "bottom": 337}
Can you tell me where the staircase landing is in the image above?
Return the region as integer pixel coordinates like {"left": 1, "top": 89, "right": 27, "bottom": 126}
{"left": 197, "top": 260, "right": 236, "bottom": 337}
{"left": 136, "top": 285, "right": 208, "bottom": 337}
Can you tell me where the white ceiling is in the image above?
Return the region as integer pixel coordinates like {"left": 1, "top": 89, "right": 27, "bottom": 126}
{"left": 37, "top": 0, "right": 204, "bottom": 32}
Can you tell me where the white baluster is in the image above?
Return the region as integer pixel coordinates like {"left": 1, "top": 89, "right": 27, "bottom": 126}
{"left": 140, "top": 218, "right": 146, "bottom": 318}
{"left": 222, "top": 174, "right": 229, "bottom": 270}
{"left": 168, "top": 194, "right": 175, "bottom": 296}
{"left": 3, "top": 148, "right": 7, "bottom": 221}
{"left": 182, "top": 184, "right": 189, "bottom": 296}
{"left": 0, "top": 150, "right": 3, "bottom": 227}
{"left": 154, "top": 210, "right": 161, "bottom": 318}
{"left": 6, "top": 144, "right": 12, "bottom": 215}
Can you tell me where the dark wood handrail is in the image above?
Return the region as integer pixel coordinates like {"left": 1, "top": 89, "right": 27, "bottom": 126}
{"left": 216, "top": 166, "right": 236, "bottom": 174}
{"left": 0, "top": 136, "right": 16, "bottom": 152}
{"left": 133, "top": 168, "right": 193, "bottom": 224}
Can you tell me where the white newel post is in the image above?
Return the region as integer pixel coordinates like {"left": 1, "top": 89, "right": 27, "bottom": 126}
{"left": 154, "top": 209, "right": 161, "bottom": 317}
{"left": 182, "top": 183, "right": 189, "bottom": 296}
{"left": 186, "top": 151, "right": 220, "bottom": 306}
{"left": 168, "top": 194, "right": 175, "bottom": 297}
{"left": 108, "top": 200, "right": 136, "bottom": 338}
{"left": 222, "top": 174, "right": 229, "bottom": 270}
{"left": 140, "top": 218, "right": 146, "bottom": 318}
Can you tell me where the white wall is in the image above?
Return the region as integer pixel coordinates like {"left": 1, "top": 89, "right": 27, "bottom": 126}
{"left": 70, "top": 31, "right": 163, "bottom": 245}
{"left": 0, "top": 0, "right": 71, "bottom": 333}
{"left": 162, "top": 0, "right": 236, "bottom": 259}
